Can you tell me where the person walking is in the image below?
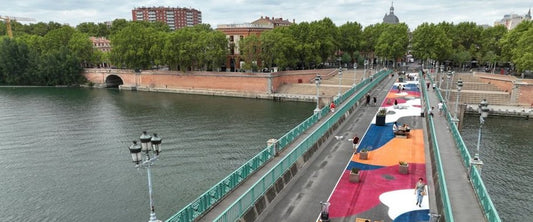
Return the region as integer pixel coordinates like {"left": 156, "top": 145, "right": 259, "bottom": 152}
{"left": 373, "top": 97, "right": 377, "bottom": 106}
{"left": 437, "top": 102, "right": 443, "bottom": 116}
{"left": 366, "top": 93, "right": 371, "bottom": 106}
{"left": 352, "top": 135, "right": 360, "bottom": 152}
{"left": 329, "top": 101, "right": 336, "bottom": 113}
{"left": 414, "top": 177, "right": 427, "bottom": 207}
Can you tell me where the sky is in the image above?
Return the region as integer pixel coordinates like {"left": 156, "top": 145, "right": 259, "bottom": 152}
{"left": 1, "top": 0, "right": 531, "bottom": 30}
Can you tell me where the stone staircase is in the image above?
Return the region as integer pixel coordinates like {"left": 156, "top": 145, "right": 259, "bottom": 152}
{"left": 439, "top": 73, "right": 512, "bottom": 105}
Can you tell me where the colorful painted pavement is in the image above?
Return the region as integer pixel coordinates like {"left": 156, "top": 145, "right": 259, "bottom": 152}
{"left": 326, "top": 74, "right": 430, "bottom": 222}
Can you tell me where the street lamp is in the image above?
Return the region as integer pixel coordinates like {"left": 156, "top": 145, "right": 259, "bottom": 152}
{"left": 454, "top": 78, "right": 463, "bottom": 125}
{"left": 319, "top": 201, "right": 331, "bottom": 222}
{"left": 337, "top": 67, "right": 343, "bottom": 99}
{"left": 128, "top": 131, "right": 163, "bottom": 222}
{"left": 314, "top": 74, "right": 322, "bottom": 115}
{"left": 472, "top": 99, "right": 489, "bottom": 173}
{"left": 363, "top": 60, "right": 368, "bottom": 81}
{"left": 353, "top": 63, "right": 357, "bottom": 87}
{"left": 445, "top": 71, "right": 453, "bottom": 102}
{"left": 439, "top": 64, "right": 445, "bottom": 88}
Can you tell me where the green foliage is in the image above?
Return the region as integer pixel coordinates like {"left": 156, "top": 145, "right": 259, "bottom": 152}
{"left": 160, "top": 25, "right": 227, "bottom": 71}
{"left": 339, "top": 21, "right": 363, "bottom": 64}
{"left": 511, "top": 23, "right": 533, "bottom": 73}
{"left": 351, "top": 167, "right": 360, "bottom": 174}
{"left": 110, "top": 22, "right": 158, "bottom": 69}
{"left": 375, "top": 23, "right": 409, "bottom": 67}
{"left": 0, "top": 38, "right": 85, "bottom": 86}
{"left": 240, "top": 35, "right": 261, "bottom": 71}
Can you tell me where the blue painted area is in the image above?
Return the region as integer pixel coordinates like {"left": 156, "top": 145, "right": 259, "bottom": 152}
{"left": 358, "top": 123, "right": 394, "bottom": 152}
{"left": 347, "top": 161, "right": 384, "bottom": 171}
{"left": 393, "top": 209, "right": 430, "bottom": 222}
{"left": 403, "top": 83, "right": 420, "bottom": 92}
{"left": 394, "top": 83, "right": 420, "bottom": 92}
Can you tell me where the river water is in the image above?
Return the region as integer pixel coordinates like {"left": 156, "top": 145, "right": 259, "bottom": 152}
{"left": 0, "top": 87, "right": 529, "bottom": 221}
{"left": 460, "top": 115, "right": 532, "bottom": 221}
{"left": 0, "top": 87, "right": 314, "bottom": 222}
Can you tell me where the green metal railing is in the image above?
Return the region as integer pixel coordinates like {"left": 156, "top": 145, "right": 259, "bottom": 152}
{"left": 166, "top": 70, "right": 389, "bottom": 222}
{"left": 212, "top": 70, "right": 390, "bottom": 222}
{"left": 428, "top": 73, "right": 501, "bottom": 221}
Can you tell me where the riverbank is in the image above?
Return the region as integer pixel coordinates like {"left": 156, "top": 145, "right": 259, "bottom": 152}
{"left": 465, "top": 104, "right": 532, "bottom": 118}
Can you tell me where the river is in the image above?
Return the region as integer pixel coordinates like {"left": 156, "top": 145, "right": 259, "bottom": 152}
{"left": 0, "top": 87, "right": 314, "bottom": 222}
{"left": 460, "top": 115, "right": 532, "bottom": 221}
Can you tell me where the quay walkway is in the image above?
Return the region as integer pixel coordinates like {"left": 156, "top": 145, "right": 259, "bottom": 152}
{"left": 166, "top": 70, "right": 499, "bottom": 222}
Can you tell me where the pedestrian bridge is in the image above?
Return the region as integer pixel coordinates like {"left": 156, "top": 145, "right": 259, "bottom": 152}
{"left": 164, "top": 70, "right": 500, "bottom": 222}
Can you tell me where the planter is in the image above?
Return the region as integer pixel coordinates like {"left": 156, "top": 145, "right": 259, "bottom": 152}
{"left": 375, "top": 115, "right": 386, "bottom": 126}
{"left": 399, "top": 164, "right": 409, "bottom": 174}
{"left": 359, "top": 151, "right": 368, "bottom": 160}
{"left": 349, "top": 172, "right": 360, "bottom": 183}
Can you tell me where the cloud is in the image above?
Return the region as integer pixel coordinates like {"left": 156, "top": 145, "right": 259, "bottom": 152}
{"left": 1, "top": 0, "right": 531, "bottom": 29}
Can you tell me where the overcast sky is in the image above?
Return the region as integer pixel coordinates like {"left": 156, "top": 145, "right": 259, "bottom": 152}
{"left": 2, "top": 0, "right": 531, "bottom": 30}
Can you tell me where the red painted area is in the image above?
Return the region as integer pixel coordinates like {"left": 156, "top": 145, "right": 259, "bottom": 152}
{"left": 329, "top": 164, "right": 426, "bottom": 218}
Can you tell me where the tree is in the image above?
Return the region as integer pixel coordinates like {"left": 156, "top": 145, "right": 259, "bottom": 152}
{"left": 0, "top": 38, "right": 32, "bottom": 84}
{"left": 411, "top": 23, "right": 452, "bottom": 65}
{"left": 375, "top": 23, "right": 409, "bottom": 68}
{"left": 239, "top": 34, "right": 261, "bottom": 71}
{"left": 338, "top": 21, "right": 363, "bottom": 64}
{"left": 41, "top": 26, "right": 77, "bottom": 54}
{"left": 361, "top": 23, "right": 388, "bottom": 64}
{"left": 76, "top": 22, "right": 100, "bottom": 36}
{"left": 68, "top": 32, "right": 95, "bottom": 67}
{"left": 511, "top": 23, "right": 533, "bottom": 73}
{"left": 110, "top": 22, "right": 158, "bottom": 69}
{"left": 309, "top": 18, "right": 339, "bottom": 66}
{"left": 479, "top": 25, "right": 507, "bottom": 70}
{"left": 500, "top": 21, "right": 532, "bottom": 63}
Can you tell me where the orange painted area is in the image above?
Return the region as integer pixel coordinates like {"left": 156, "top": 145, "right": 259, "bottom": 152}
{"left": 385, "top": 91, "right": 406, "bottom": 99}
{"left": 351, "top": 129, "right": 425, "bottom": 166}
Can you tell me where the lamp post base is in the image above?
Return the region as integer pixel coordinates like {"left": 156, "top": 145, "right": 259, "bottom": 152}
{"left": 148, "top": 212, "right": 161, "bottom": 222}
{"left": 470, "top": 157, "right": 484, "bottom": 174}
{"left": 314, "top": 108, "right": 321, "bottom": 115}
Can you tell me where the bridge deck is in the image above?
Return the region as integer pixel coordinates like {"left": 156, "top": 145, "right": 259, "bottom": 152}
{"left": 189, "top": 73, "right": 487, "bottom": 222}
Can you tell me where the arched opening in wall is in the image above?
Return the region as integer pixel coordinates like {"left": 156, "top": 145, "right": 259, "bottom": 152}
{"left": 105, "top": 75, "right": 124, "bottom": 88}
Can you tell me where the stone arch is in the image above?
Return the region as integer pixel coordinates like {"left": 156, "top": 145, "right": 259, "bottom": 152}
{"left": 105, "top": 75, "right": 124, "bottom": 88}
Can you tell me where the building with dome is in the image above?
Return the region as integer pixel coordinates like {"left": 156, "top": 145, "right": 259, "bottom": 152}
{"left": 383, "top": 2, "right": 400, "bottom": 24}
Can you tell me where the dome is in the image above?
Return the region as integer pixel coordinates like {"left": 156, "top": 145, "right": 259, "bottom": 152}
{"left": 383, "top": 2, "right": 400, "bottom": 24}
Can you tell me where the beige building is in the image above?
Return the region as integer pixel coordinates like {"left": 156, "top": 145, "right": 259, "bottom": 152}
{"left": 494, "top": 8, "right": 531, "bottom": 30}
{"left": 216, "top": 17, "right": 294, "bottom": 71}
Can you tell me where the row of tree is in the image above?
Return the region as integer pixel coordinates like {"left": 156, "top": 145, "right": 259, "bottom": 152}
{"left": 1, "top": 18, "right": 532, "bottom": 85}
{"left": 411, "top": 20, "right": 533, "bottom": 73}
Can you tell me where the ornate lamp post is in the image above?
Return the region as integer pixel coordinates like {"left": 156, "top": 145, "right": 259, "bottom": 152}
{"left": 128, "top": 131, "right": 163, "bottom": 222}
{"left": 353, "top": 63, "right": 357, "bottom": 87}
{"left": 319, "top": 201, "right": 331, "bottom": 222}
{"left": 454, "top": 78, "right": 463, "bottom": 125}
{"left": 314, "top": 74, "right": 322, "bottom": 115}
{"left": 337, "top": 67, "right": 343, "bottom": 99}
{"left": 439, "top": 64, "right": 445, "bottom": 88}
{"left": 445, "top": 71, "right": 453, "bottom": 102}
{"left": 471, "top": 99, "right": 489, "bottom": 173}
{"left": 363, "top": 60, "right": 368, "bottom": 81}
